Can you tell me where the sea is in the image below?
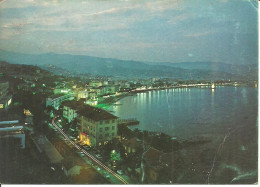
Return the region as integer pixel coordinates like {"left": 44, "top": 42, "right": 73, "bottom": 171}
{"left": 108, "top": 86, "right": 258, "bottom": 183}
{"left": 108, "top": 86, "right": 258, "bottom": 139}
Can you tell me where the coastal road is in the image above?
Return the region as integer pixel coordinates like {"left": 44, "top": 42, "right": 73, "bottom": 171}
{"left": 51, "top": 117, "right": 129, "bottom": 184}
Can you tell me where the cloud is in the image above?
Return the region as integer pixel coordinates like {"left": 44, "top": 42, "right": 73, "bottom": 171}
{"left": 184, "top": 31, "right": 217, "bottom": 37}
{"left": 0, "top": 0, "right": 257, "bottom": 64}
{"left": 145, "top": 0, "right": 183, "bottom": 12}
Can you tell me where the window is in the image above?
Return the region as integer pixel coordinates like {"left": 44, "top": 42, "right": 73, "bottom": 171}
{"left": 99, "top": 128, "right": 103, "bottom": 132}
{"left": 105, "top": 127, "right": 109, "bottom": 131}
{"left": 105, "top": 133, "right": 109, "bottom": 137}
{"left": 112, "top": 126, "right": 115, "bottom": 130}
{"left": 100, "top": 121, "right": 103, "bottom": 125}
{"left": 105, "top": 120, "right": 109, "bottom": 124}
{"left": 112, "top": 133, "right": 115, "bottom": 136}
{"left": 112, "top": 120, "right": 115, "bottom": 123}
{"left": 99, "top": 135, "right": 103, "bottom": 139}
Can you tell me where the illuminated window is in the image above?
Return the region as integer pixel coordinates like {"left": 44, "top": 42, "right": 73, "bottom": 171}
{"left": 7, "top": 99, "right": 11, "bottom": 106}
{"left": 0, "top": 104, "right": 3, "bottom": 109}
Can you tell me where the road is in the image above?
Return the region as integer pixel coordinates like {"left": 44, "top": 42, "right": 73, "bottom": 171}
{"left": 51, "top": 117, "right": 129, "bottom": 184}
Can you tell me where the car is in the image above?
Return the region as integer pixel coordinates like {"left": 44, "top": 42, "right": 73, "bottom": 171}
{"left": 82, "top": 145, "right": 90, "bottom": 149}
{"left": 96, "top": 154, "right": 102, "bottom": 159}
{"left": 97, "top": 167, "right": 101, "bottom": 171}
{"left": 117, "top": 170, "right": 123, "bottom": 175}
{"left": 105, "top": 175, "right": 110, "bottom": 179}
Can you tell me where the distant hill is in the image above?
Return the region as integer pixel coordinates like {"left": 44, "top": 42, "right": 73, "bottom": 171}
{"left": 0, "top": 61, "right": 51, "bottom": 78}
{"left": 0, "top": 50, "right": 255, "bottom": 80}
{"left": 154, "top": 62, "right": 257, "bottom": 78}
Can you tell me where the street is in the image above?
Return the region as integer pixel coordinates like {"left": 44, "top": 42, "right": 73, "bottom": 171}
{"left": 51, "top": 117, "right": 129, "bottom": 184}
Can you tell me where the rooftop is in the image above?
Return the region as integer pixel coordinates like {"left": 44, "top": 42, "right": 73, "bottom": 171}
{"left": 48, "top": 93, "right": 73, "bottom": 99}
{"left": 63, "top": 100, "right": 118, "bottom": 121}
{"left": 122, "top": 137, "right": 142, "bottom": 149}
{"left": 144, "top": 147, "right": 163, "bottom": 167}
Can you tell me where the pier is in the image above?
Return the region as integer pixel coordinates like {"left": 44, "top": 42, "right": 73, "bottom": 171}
{"left": 118, "top": 118, "right": 139, "bottom": 126}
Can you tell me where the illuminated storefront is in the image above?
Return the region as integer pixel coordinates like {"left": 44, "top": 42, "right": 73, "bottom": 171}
{"left": 79, "top": 132, "right": 91, "bottom": 146}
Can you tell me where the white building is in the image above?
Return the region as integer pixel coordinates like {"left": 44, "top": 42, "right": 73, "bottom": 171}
{"left": 62, "top": 100, "right": 79, "bottom": 123}
{"left": 75, "top": 90, "right": 88, "bottom": 101}
{"left": 89, "top": 81, "right": 102, "bottom": 87}
{"left": 78, "top": 105, "right": 118, "bottom": 147}
{"left": 0, "top": 82, "right": 12, "bottom": 110}
{"left": 46, "top": 93, "right": 74, "bottom": 110}
{"left": 61, "top": 100, "right": 118, "bottom": 147}
{"left": 0, "top": 120, "right": 25, "bottom": 149}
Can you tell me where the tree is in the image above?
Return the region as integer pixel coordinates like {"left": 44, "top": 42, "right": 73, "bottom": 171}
{"left": 110, "top": 150, "right": 121, "bottom": 162}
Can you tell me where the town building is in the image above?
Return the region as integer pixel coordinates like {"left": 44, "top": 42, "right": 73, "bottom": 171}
{"left": 89, "top": 87, "right": 102, "bottom": 96}
{"left": 143, "top": 147, "right": 163, "bottom": 183}
{"left": 84, "top": 98, "right": 98, "bottom": 106}
{"left": 103, "top": 81, "right": 109, "bottom": 86}
{"left": 89, "top": 80, "right": 102, "bottom": 87}
{"left": 46, "top": 93, "right": 74, "bottom": 110}
{"left": 24, "top": 109, "right": 34, "bottom": 125}
{"left": 54, "top": 88, "right": 71, "bottom": 94}
{"left": 77, "top": 105, "right": 118, "bottom": 147}
{"left": 122, "top": 137, "right": 142, "bottom": 153}
{"left": 0, "top": 120, "right": 25, "bottom": 149}
{"left": 75, "top": 90, "right": 88, "bottom": 101}
{"left": 62, "top": 100, "right": 118, "bottom": 147}
{"left": 102, "top": 86, "right": 116, "bottom": 95}
{"left": 32, "top": 135, "right": 63, "bottom": 164}
{"left": 62, "top": 100, "right": 79, "bottom": 123}
{"left": 142, "top": 147, "right": 184, "bottom": 183}
{"left": 0, "top": 81, "right": 12, "bottom": 110}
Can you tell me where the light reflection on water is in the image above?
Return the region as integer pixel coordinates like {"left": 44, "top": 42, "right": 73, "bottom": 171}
{"left": 109, "top": 87, "right": 257, "bottom": 138}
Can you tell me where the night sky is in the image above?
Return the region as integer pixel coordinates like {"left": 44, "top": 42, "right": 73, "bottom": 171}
{"left": 0, "top": 0, "right": 258, "bottom": 64}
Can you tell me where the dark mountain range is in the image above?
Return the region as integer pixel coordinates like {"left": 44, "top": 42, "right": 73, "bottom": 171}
{"left": 0, "top": 61, "right": 51, "bottom": 78}
{"left": 153, "top": 62, "right": 257, "bottom": 78}
{"left": 0, "top": 50, "right": 256, "bottom": 80}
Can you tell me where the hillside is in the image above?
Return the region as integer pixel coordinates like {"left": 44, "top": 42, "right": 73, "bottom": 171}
{"left": 0, "top": 50, "right": 254, "bottom": 80}
{"left": 155, "top": 62, "right": 257, "bottom": 78}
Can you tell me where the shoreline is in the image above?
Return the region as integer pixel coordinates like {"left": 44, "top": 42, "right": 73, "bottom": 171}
{"left": 97, "top": 83, "right": 255, "bottom": 109}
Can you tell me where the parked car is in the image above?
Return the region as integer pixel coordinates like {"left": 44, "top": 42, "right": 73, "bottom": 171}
{"left": 80, "top": 153, "right": 85, "bottom": 157}
{"left": 96, "top": 154, "right": 102, "bottom": 159}
{"left": 117, "top": 170, "right": 123, "bottom": 175}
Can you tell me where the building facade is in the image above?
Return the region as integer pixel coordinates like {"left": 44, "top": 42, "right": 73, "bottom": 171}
{"left": 46, "top": 93, "right": 74, "bottom": 110}
{"left": 78, "top": 115, "right": 118, "bottom": 147}
{"left": 61, "top": 100, "right": 118, "bottom": 147}
{"left": 89, "top": 81, "right": 102, "bottom": 87}
{"left": 0, "top": 82, "right": 12, "bottom": 110}
{"left": 63, "top": 104, "right": 78, "bottom": 123}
